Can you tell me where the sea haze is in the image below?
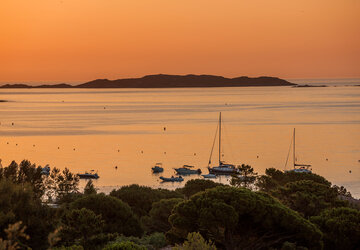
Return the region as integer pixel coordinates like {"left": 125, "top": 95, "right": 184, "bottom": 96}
{"left": 0, "top": 84, "right": 359, "bottom": 197}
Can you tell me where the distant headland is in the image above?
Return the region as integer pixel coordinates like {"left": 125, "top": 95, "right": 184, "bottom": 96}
{"left": 0, "top": 74, "right": 296, "bottom": 88}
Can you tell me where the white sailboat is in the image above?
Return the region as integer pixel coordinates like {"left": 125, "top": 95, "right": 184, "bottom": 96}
{"left": 207, "top": 112, "right": 239, "bottom": 175}
{"left": 285, "top": 128, "right": 312, "bottom": 173}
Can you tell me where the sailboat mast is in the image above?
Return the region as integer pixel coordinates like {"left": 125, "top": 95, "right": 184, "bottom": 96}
{"left": 293, "top": 128, "right": 296, "bottom": 168}
{"left": 219, "top": 112, "right": 222, "bottom": 165}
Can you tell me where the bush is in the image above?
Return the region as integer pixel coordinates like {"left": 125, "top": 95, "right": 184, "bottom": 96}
{"left": 60, "top": 208, "right": 104, "bottom": 246}
{"left": 177, "top": 179, "right": 222, "bottom": 198}
{"left": 173, "top": 232, "right": 216, "bottom": 250}
{"left": 271, "top": 180, "right": 346, "bottom": 217}
{"left": 111, "top": 233, "right": 167, "bottom": 250}
{"left": 70, "top": 194, "right": 143, "bottom": 236}
{"left": 168, "top": 186, "right": 322, "bottom": 249}
{"left": 110, "top": 184, "right": 182, "bottom": 217}
{"left": 256, "top": 168, "right": 330, "bottom": 192}
{"left": 142, "top": 198, "right": 183, "bottom": 233}
{"left": 0, "top": 179, "right": 55, "bottom": 249}
{"left": 103, "top": 241, "right": 146, "bottom": 250}
{"left": 311, "top": 207, "right": 360, "bottom": 249}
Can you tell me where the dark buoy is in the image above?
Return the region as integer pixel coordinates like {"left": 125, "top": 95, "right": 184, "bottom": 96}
{"left": 73, "top": 148, "right": 75, "bottom": 151}
{"left": 163, "top": 127, "right": 166, "bottom": 131}
{"left": 164, "top": 151, "right": 166, "bottom": 154}
{"left": 104, "top": 107, "right": 106, "bottom": 109}
{"left": 12, "top": 122, "right": 14, "bottom": 126}
{"left": 58, "top": 147, "right": 60, "bottom": 149}
{"left": 257, "top": 155, "right": 259, "bottom": 158}
{"left": 7, "top": 142, "right": 9, "bottom": 144}
{"left": 33, "top": 145, "right": 35, "bottom": 147}
{"left": 326, "top": 158, "right": 328, "bottom": 161}
{"left": 16, "top": 144, "right": 18, "bottom": 146}
{"left": 141, "top": 150, "right": 143, "bottom": 154}
{"left": 349, "top": 170, "right": 352, "bottom": 173}
{"left": 194, "top": 153, "right": 196, "bottom": 156}
{"left": 115, "top": 166, "right": 118, "bottom": 169}
{"left": 118, "top": 150, "right": 120, "bottom": 152}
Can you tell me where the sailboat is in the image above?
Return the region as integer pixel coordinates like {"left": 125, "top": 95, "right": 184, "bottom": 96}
{"left": 207, "top": 112, "right": 239, "bottom": 175}
{"left": 285, "top": 128, "right": 312, "bottom": 173}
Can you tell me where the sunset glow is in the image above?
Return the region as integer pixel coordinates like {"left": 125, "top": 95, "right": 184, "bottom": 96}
{"left": 1, "top": 0, "right": 359, "bottom": 83}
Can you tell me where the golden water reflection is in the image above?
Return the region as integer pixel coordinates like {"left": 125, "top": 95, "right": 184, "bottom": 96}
{"left": 0, "top": 87, "right": 359, "bottom": 196}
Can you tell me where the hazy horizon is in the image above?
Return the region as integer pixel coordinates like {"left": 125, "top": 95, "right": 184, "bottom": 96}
{"left": 1, "top": 76, "right": 360, "bottom": 86}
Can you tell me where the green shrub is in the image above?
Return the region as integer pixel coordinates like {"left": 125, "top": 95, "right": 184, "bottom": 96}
{"left": 103, "top": 241, "right": 146, "bottom": 250}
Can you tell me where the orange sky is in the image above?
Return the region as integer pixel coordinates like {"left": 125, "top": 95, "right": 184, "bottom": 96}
{"left": 0, "top": 0, "right": 359, "bottom": 83}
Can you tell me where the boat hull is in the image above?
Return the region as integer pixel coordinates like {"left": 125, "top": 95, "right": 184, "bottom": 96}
{"left": 160, "top": 176, "right": 184, "bottom": 182}
{"left": 152, "top": 167, "right": 164, "bottom": 173}
{"left": 285, "top": 169, "right": 312, "bottom": 173}
{"left": 208, "top": 166, "right": 238, "bottom": 175}
{"left": 202, "top": 174, "right": 217, "bottom": 179}
{"left": 174, "top": 168, "right": 201, "bottom": 175}
{"left": 77, "top": 174, "right": 99, "bottom": 179}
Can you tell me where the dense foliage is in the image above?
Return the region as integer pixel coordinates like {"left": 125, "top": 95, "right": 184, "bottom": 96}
{"left": 70, "top": 194, "right": 143, "bottom": 237}
{"left": 110, "top": 184, "right": 182, "bottom": 217}
{"left": 0, "top": 160, "right": 44, "bottom": 197}
{"left": 0, "top": 179, "right": 55, "bottom": 249}
{"left": 141, "top": 198, "right": 184, "bottom": 233}
{"left": 60, "top": 208, "right": 104, "bottom": 247}
{"left": 256, "top": 168, "right": 331, "bottom": 192}
{"left": 1, "top": 159, "right": 359, "bottom": 249}
{"left": 173, "top": 232, "right": 216, "bottom": 250}
{"left": 168, "top": 186, "right": 323, "bottom": 249}
{"left": 177, "top": 179, "right": 223, "bottom": 198}
{"left": 311, "top": 207, "right": 360, "bottom": 249}
{"left": 230, "top": 164, "right": 258, "bottom": 189}
{"left": 271, "top": 180, "right": 347, "bottom": 217}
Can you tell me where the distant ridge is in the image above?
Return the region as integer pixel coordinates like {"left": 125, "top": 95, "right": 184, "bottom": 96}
{"left": 0, "top": 74, "right": 295, "bottom": 88}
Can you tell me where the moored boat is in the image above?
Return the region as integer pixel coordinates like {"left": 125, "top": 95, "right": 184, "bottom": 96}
{"left": 77, "top": 170, "right": 100, "bottom": 179}
{"left": 207, "top": 112, "right": 241, "bottom": 175}
{"left": 202, "top": 173, "right": 217, "bottom": 179}
{"left": 41, "top": 165, "right": 50, "bottom": 176}
{"left": 174, "top": 165, "right": 201, "bottom": 175}
{"left": 152, "top": 163, "right": 164, "bottom": 173}
{"left": 284, "top": 128, "right": 312, "bottom": 173}
{"left": 159, "top": 176, "right": 184, "bottom": 182}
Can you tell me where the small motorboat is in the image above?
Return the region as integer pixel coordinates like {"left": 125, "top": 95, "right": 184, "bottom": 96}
{"left": 41, "top": 165, "right": 50, "bottom": 176}
{"left": 174, "top": 165, "right": 201, "bottom": 175}
{"left": 152, "top": 163, "right": 164, "bottom": 173}
{"left": 77, "top": 170, "right": 99, "bottom": 179}
{"left": 202, "top": 173, "right": 217, "bottom": 179}
{"left": 160, "top": 176, "right": 184, "bottom": 182}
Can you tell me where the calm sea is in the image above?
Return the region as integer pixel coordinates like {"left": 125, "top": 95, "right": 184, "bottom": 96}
{"left": 1, "top": 81, "right": 359, "bottom": 197}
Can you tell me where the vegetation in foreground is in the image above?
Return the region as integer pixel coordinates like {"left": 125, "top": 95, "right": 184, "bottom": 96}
{"left": 0, "top": 159, "right": 359, "bottom": 250}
